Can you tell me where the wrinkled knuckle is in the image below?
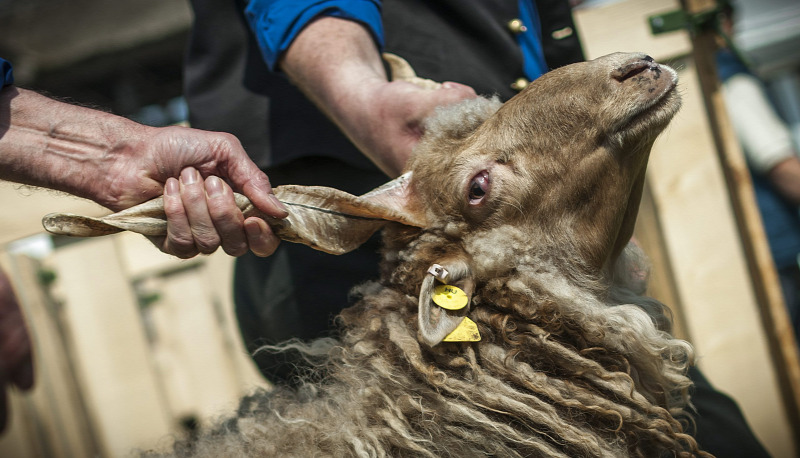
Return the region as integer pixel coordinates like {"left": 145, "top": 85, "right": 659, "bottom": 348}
{"left": 163, "top": 196, "right": 186, "bottom": 219}
{"left": 183, "top": 187, "right": 206, "bottom": 205}
{"left": 166, "top": 238, "right": 197, "bottom": 259}
{"left": 195, "top": 242, "right": 219, "bottom": 255}
{"left": 195, "top": 239, "right": 220, "bottom": 254}
{"left": 208, "top": 202, "right": 241, "bottom": 222}
{"left": 223, "top": 242, "right": 248, "bottom": 257}
{"left": 198, "top": 247, "right": 218, "bottom": 256}
{"left": 173, "top": 249, "right": 198, "bottom": 260}
{"left": 216, "top": 132, "right": 243, "bottom": 152}
{"left": 193, "top": 232, "right": 221, "bottom": 254}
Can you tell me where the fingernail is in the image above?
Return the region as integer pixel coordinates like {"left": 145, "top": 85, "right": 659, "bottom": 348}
{"left": 269, "top": 194, "right": 288, "bottom": 215}
{"left": 165, "top": 178, "right": 179, "bottom": 196}
{"left": 180, "top": 168, "right": 199, "bottom": 185}
{"left": 245, "top": 219, "right": 262, "bottom": 237}
{"left": 206, "top": 176, "right": 223, "bottom": 197}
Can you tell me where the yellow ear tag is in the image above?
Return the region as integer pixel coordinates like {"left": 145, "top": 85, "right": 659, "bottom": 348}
{"left": 432, "top": 284, "right": 469, "bottom": 310}
{"left": 443, "top": 317, "right": 481, "bottom": 342}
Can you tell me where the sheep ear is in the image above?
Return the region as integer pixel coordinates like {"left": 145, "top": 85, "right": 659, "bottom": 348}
{"left": 417, "top": 262, "right": 478, "bottom": 346}
{"left": 42, "top": 173, "right": 427, "bottom": 256}
{"left": 269, "top": 172, "right": 426, "bottom": 255}
{"left": 383, "top": 53, "right": 442, "bottom": 89}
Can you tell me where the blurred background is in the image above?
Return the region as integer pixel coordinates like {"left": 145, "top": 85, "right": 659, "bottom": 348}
{"left": 1, "top": 0, "right": 799, "bottom": 456}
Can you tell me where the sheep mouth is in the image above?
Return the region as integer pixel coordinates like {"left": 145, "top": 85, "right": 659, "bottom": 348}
{"left": 614, "top": 63, "right": 680, "bottom": 134}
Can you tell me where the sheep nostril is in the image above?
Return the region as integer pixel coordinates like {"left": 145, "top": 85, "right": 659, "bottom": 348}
{"left": 614, "top": 61, "right": 649, "bottom": 82}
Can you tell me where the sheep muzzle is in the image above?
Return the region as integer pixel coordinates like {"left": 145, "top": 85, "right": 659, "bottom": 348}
{"left": 406, "top": 52, "right": 681, "bottom": 277}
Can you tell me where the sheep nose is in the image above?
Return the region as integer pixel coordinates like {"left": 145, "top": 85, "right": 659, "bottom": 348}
{"left": 611, "top": 55, "right": 658, "bottom": 82}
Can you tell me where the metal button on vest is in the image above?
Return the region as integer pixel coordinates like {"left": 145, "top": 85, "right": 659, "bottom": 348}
{"left": 510, "top": 78, "right": 529, "bottom": 91}
{"left": 507, "top": 18, "right": 528, "bottom": 34}
{"left": 552, "top": 26, "right": 574, "bottom": 40}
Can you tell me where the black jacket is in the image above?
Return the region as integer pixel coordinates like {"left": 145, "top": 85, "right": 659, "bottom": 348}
{"left": 184, "top": 0, "right": 584, "bottom": 174}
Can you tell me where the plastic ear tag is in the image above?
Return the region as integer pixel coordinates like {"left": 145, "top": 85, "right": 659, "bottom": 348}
{"left": 432, "top": 284, "right": 469, "bottom": 310}
{"left": 442, "top": 317, "right": 481, "bottom": 342}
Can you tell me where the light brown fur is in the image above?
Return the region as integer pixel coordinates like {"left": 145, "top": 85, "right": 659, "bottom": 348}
{"left": 144, "top": 53, "right": 709, "bottom": 457}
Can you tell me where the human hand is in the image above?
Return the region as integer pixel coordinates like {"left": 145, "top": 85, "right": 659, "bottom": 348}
{"left": 339, "top": 79, "right": 476, "bottom": 177}
{"left": 0, "top": 268, "right": 34, "bottom": 433}
{"left": 1, "top": 88, "right": 285, "bottom": 259}
{"left": 98, "top": 126, "right": 287, "bottom": 258}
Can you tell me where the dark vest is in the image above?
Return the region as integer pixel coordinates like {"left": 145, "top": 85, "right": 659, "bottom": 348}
{"left": 184, "top": 0, "right": 584, "bottom": 175}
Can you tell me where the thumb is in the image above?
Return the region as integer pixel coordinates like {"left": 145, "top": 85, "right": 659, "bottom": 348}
{"left": 438, "top": 82, "right": 478, "bottom": 104}
{"left": 414, "top": 82, "right": 477, "bottom": 123}
{"left": 224, "top": 156, "right": 288, "bottom": 219}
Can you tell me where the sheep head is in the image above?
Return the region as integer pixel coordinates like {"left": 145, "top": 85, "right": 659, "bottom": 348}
{"left": 357, "top": 52, "right": 678, "bottom": 345}
{"left": 406, "top": 52, "right": 680, "bottom": 274}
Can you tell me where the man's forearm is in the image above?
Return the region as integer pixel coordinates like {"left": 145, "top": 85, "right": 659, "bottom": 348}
{"left": 1, "top": 85, "right": 286, "bottom": 258}
{"left": 279, "top": 17, "right": 393, "bottom": 171}
{"left": 0, "top": 86, "right": 151, "bottom": 203}
{"left": 279, "top": 16, "right": 386, "bottom": 106}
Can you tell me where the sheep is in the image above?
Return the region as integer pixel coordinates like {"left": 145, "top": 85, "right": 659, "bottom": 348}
{"left": 44, "top": 52, "right": 707, "bottom": 457}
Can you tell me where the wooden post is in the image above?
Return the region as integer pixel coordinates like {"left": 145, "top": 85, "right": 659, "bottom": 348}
{"left": 680, "top": 0, "right": 800, "bottom": 444}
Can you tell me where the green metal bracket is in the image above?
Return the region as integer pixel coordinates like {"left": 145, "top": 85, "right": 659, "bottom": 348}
{"left": 648, "top": 8, "right": 721, "bottom": 36}
{"left": 649, "top": 10, "right": 689, "bottom": 35}
{"left": 647, "top": 1, "right": 750, "bottom": 68}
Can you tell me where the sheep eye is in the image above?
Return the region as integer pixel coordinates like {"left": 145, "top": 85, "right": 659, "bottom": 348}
{"left": 468, "top": 171, "right": 490, "bottom": 205}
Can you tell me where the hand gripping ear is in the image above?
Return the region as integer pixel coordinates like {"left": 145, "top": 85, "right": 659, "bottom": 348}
{"left": 418, "top": 260, "right": 478, "bottom": 347}
{"left": 42, "top": 172, "right": 427, "bottom": 255}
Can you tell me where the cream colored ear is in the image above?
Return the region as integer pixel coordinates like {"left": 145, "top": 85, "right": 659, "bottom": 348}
{"left": 269, "top": 172, "right": 426, "bottom": 254}
{"left": 383, "top": 53, "right": 442, "bottom": 89}
{"left": 42, "top": 173, "right": 427, "bottom": 256}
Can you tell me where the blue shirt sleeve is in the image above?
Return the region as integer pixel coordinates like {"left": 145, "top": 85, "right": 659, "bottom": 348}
{"left": 518, "top": 0, "right": 547, "bottom": 81}
{"left": 1, "top": 58, "right": 14, "bottom": 88}
{"left": 245, "top": 0, "right": 384, "bottom": 71}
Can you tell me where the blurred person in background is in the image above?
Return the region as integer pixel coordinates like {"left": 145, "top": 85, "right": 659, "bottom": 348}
{"left": 716, "top": 2, "right": 800, "bottom": 347}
